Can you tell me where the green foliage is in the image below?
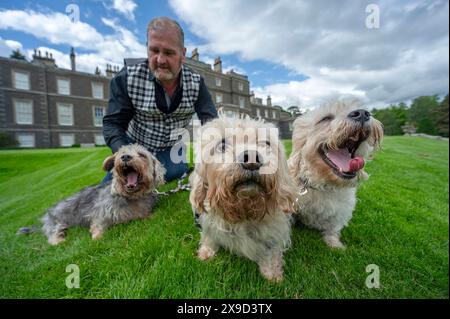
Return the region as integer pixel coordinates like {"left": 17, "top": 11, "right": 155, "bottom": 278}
{"left": 0, "top": 132, "right": 19, "bottom": 148}
{"left": 408, "top": 95, "right": 440, "bottom": 135}
{"left": 9, "top": 49, "right": 26, "bottom": 60}
{"left": 435, "top": 95, "right": 449, "bottom": 137}
{"left": 0, "top": 138, "right": 448, "bottom": 298}
{"left": 372, "top": 94, "right": 449, "bottom": 136}
{"left": 372, "top": 105, "right": 407, "bottom": 135}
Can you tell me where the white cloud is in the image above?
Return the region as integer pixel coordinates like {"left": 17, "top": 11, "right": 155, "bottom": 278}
{"left": 170, "top": 0, "right": 449, "bottom": 108}
{"left": 0, "top": 10, "right": 103, "bottom": 48}
{"left": 0, "top": 9, "right": 146, "bottom": 73}
{"left": 110, "top": 0, "right": 137, "bottom": 21}
{"left": 253, "top": 78, "right": 366, "bottom": 110}
{"left": 0, "top": 37, "right": 23, "bottom": 57}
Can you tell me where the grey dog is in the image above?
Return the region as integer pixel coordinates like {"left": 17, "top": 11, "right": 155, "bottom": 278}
{"left": 40, "top": 144, "right": 165, "bottom": 245}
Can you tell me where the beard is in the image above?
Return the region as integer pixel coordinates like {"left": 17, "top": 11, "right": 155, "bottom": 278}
{"left": 151, "top": 59, "right": 182, "bottom": 82}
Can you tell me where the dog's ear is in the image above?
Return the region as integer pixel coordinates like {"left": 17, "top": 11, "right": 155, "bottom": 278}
{"left": 277, "top": 157, "right": 300, "bottom": 214}
{"left": 151, "top": 156, "right": 166, "bottom": 187}
{"left": 189, "top": 168, "right": 207, "bottom": 213}
{"left": 287, "top": 150, "right": 302, "bottom": 182}
{"left": 288, "top": 117, "right": 308, "bottom": 181}
{"left": 102, "top": 154, "right": 115, "bottom": 171}
{"left": 371, "top": 118, "right": 384, "bottom": 150}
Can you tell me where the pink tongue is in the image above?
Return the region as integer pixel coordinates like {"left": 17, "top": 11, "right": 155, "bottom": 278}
{"left": 327, "top": 149, "right": 365, "bottom": 173}
{"left": 126, "top": 172, "right": 138, "bottom": 187}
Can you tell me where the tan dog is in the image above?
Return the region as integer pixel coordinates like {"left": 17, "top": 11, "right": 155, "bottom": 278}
{"left": 42, "top": 144, "right": 165, "bottom": 245}
{"left": 288, "top": 100, "right": 383, "bottom": 249}
{"left": 190, "top": 116, "right": 298, "bottom": 282}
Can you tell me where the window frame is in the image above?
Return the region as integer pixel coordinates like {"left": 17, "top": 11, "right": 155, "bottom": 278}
{"left": 56, "top": 77, "right": 71, "bottom": 95}
{"left": 57, "top": 102, "right": 74, "bottom": 126}
{"left": 12, "top": 70, "right": 30, "bottom": 90}
{"left": 16, "top": 132, "right": 35, "bottom": 147}
{"left": 13, "top": 99, "right": 33, "bottom": 125}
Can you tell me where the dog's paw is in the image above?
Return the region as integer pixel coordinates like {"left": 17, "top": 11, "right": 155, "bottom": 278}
{"left": 259, "top": 265, "right": 283, "bottom": 283}
{"left": 197, "top": 245, "right": 216, "bottom": 261}
{"left": 324, "top": 235, "right": 346, "bottom": 249}
{"left": 48, "top": 235, "right": 65, "bottom": 246}
{"left": 259, "top": 256, "right": 284, "bottom": 283}
{"left": 90, "top": 227, "right": 104, "bottom": 240}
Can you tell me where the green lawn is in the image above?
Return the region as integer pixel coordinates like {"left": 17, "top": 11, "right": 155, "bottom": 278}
{"left": 0, "top": 136, "right": 448, "bottom": 298}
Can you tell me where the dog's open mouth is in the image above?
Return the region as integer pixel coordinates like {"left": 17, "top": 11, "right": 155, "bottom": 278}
{"left": 319, "top": 136, "right": 366, "bottom": 179}
{"left": 121, "top": 165, "right": 140, "bottom": 189}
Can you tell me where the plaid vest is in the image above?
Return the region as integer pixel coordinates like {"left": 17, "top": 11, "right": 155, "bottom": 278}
{"left": 126, "top": 62, "right": 200, "bottom": 153}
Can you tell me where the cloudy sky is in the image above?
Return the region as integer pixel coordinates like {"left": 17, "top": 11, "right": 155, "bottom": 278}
{"left": 0, "top": 0, "right": 448, "bottom": 109}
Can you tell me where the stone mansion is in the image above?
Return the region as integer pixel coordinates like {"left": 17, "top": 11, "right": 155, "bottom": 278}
{"left": 0, "top": 48, "right": 295, "bottom": 148}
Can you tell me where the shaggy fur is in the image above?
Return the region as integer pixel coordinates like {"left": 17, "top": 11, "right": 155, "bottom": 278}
{"left": 42, "top": 144, "right": 165, "bottom": 245}
{"left": 190, "top": 116, "right": 298, "bottom": 282}
{"left": 288, "top": 100, "right": 383, "bottom": 249}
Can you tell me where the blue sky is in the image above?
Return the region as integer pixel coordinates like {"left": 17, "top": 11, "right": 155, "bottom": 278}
{"left": 0, "top": 0, "right": 448, "bottom": 109}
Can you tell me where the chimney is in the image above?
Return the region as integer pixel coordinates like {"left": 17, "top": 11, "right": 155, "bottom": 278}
{"left": 70, "top": 47, "right": 76, "bottom": 72}
{"left": 191, "top": 48, "right": 199, "bottom": 61}
{"left": 95, "top": 66, "right": 101, "bottom": 75}
{"left": 250, "top": 91, "right": 255, "bottom": 103}
{"left": 106, "top": 64, "right": 120, "bottom": 78}
{"left": 31, "top": 49, "right": 56, "bottom": 67}
{"left": 267, "top": 95, "right": 272, "bottom": 107}
{"left": 214, "top": 57, "right": 222, "bottom": 73}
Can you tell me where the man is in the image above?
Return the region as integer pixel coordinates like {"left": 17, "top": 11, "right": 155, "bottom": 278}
{"left": 103, "top": 17, "right": 218, "bottom": 183}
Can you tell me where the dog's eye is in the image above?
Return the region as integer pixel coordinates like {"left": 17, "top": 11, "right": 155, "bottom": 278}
{"left": 137, "top": 152, "right": 147, "bottom": 158}
{"left": 215, "top": 139, "right": 228, "bottom": 153}
{"left": 318, "top": 115, "right": 334, "bottom": 124}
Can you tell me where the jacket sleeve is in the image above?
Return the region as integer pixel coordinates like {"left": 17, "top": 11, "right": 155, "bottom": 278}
{"left": 103, "top": 68, "right": 134, "bottom": 153}
{"left": 194, "top": 77, "right": 218, "bottom": 125}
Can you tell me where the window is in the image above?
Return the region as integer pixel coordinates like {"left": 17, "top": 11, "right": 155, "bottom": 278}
{"left": 57, "top": 103, "right": 73, "bottom": 126}
{"left": 57, "top": 78, "right": 70, "bottom": 95}
{"left": 60, "top": 133, "right": 75, "bottom": 147}
{"left": 14, "top": 100, "right": 33, "bottom": 124}
{"left": 238, "top": 82, "right": 244, "bottom": 91}
{"left": 92, "top": 82, "right": 104, "bottom": 99}
{"left": 215, "top": 78, "right": 222, "bottom": 87}
{"left": 239, "top": 97, "right": 245, "bottom": 108}
{"left": 265, "top": 109, "right": 269, "bottom": 118}
{"left": 13, "top": 71, "right": 30, "bottom": 90}
{"left": 93, "top": 106, "right": 105, "bottom": 127}
{"left": 216, "top": 93, "right": 223, "bottom": 104}
{"left": 256, "top": 108, "right": 261, "bottom": 118}
{"left": 273, "top": 111, "right": 277, "bottom": 119}
{"left": 16, "top": 133, "right": 35, "bottom": 147}
{"left": 95, "top": 134, "right": 106, "bottom": 145}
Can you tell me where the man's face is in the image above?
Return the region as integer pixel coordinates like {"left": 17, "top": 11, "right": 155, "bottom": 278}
{"left": 147, "top": 28, "right": 186, "bottom": 83}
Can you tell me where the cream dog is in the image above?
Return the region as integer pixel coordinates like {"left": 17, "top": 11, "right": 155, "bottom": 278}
{"left": 190, "top": 116, "right": 298, "bottom": 281}
{"left": 288, "top": 100, "right": 383, "bottom": 248}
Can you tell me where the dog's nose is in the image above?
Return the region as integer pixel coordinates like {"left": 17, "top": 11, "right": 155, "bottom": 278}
{"left": 348, "top": 109, "right": 371, "bottom": 123}
{"left": 238, "top": 150, "right": 263, "bottom": 171}
{"left": 121, "top": 154, "right": 132, "bottom": 162}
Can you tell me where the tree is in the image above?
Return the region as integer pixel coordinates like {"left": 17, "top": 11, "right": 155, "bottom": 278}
{"left": 434, "top": 95, "right": 449, "bottom": 137}
{"left": 372, "top": 103, "right": 408, "bottom": 135}
{"left": 0, "top": 132, "right": 19, "bottom": 148}
{"left": 372, "top": 107, "right": 404, "bottom": 135}
{"left": 10, "top": 49, "right": 26, "bottom": 61}
{"left": 408, "top": 95, "right": 440, "bottom": 135}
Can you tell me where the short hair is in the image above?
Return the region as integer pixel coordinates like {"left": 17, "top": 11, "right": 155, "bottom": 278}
{"left": 147, "top": 17, "right": 185, "bottom": 49}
